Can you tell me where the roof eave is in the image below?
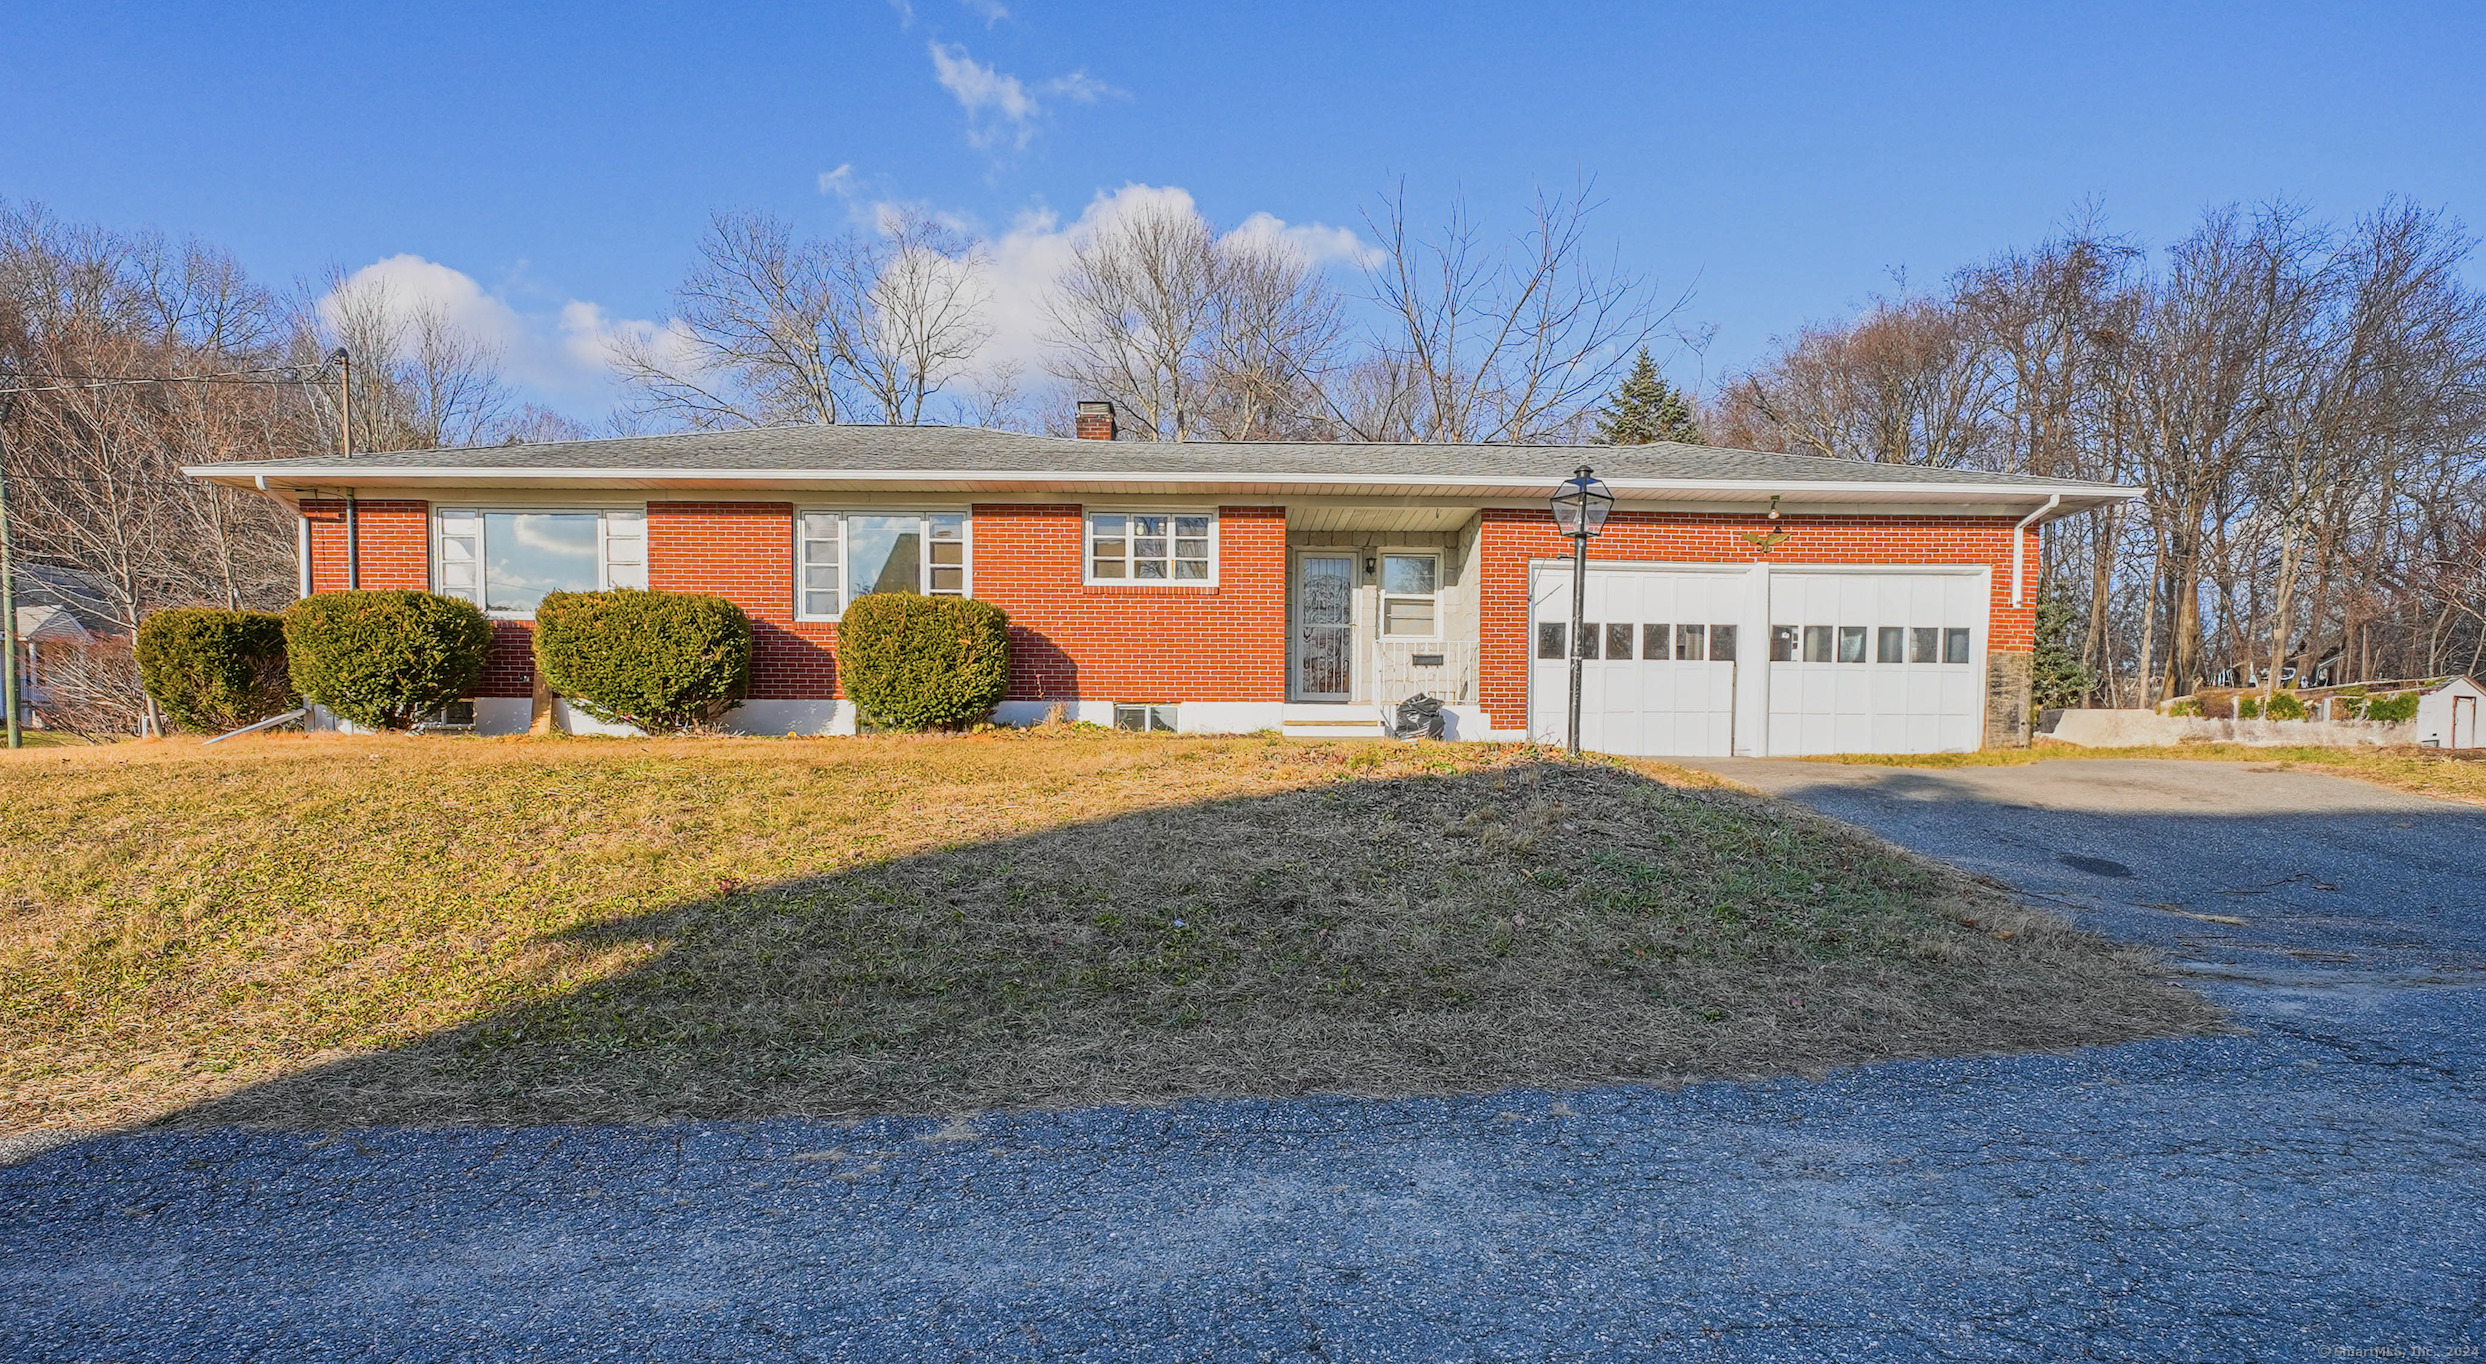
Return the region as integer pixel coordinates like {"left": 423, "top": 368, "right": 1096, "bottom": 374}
{"left": 182, "top": 463, "right": 2137, "bottom": 508}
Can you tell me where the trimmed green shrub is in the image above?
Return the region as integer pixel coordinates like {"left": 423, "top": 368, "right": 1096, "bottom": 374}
{"left": 2234, "top": 693, "right": 2261, "bottom": 720}
{"left": 135, "top": 607, "right": 295, "bottom": 734}
{"left": 533, "top": 589, "right": 751, "bottom": 731}
{"left": 2264, "top": 690, "right": 2307, "bottom": 721}
{"left": 284, "top": 591, "right": 491, "bottom": 730}
{"left": 834, "top": 593, "right": 1011, "bottom": 731}
{"left": 2366, "top": 691, "right": 2420, "bottom": 723}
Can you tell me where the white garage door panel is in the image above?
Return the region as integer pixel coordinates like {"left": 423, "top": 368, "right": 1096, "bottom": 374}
{"left": 1530, "top": 568, "right": 1745, "bottom": 757}
{"left": 1766, "top": 571, "right": 1987, "bottom": 756}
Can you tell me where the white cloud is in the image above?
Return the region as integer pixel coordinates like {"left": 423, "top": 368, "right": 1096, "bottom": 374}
{"left": 817, "top": 163, "right": 856, "bottom": 198}
{"left": 926, "top": 42, "right": 1121, "bottom": 152}
{"left": 888, "top": 0, "right": 914, "bottom": 27}
{"left": 1041, "top": 70, "right": 1119, "bottom": 103}
{"left": 928, "top": 42, "right": 1040, "bottom": 151}
{"left": 965, "top": 184, "right": 1371, "bottom": 390}
{"left": 957, "top": 0, "right": 1008, "bottom": 24}
{"left": 1225, "top": 210, "right": 1382, "bottom": 269}
{"left": 320, "top": 255, "right": 646, "bottom": 412}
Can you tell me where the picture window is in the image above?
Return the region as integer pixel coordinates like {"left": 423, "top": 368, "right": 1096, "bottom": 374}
{"left": 434, "top": 508, "right": 645, "bottom": 617}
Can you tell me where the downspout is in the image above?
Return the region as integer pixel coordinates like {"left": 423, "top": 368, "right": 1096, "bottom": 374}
{"left": 2011, "top": 494, "right": 2060, "bottom": 608}
{"left": 346, "top": 490, "right": 360, "bottom": 590}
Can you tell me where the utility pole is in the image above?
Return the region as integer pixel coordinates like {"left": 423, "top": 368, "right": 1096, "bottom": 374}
{"left": 334, "top": 348, "right": 358, "bottom": 590}
{"left": 1, "top": 458, "right": 19, "bottom": 750}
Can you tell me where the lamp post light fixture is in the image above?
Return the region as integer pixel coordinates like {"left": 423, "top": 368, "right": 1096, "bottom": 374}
{"left": 1549, "top": 465, "right": 1613, "bottom": 756}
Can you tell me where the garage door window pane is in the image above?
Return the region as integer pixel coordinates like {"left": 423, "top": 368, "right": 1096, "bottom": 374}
{"left": 1878, "top": 627, "right": 1905, "bottom": 663}
{"left": 1837, "top": 626, "right": 1868, "bottom": 663}
{"left": 1773, "top": 626, "right": 1800, "bottom": 662}
{"left": 1711, "top": 624, "right": 1737, "bottom": 661}
{"left": 1676, "top": 624, "right": 1705, "bottom": 660}
{"left": 1537, "top": 622, "right": 1566, "bottom": 659}
{"left": 1605, "top": 623, "right": 1634, "bottom": 659}
{"left": 1912, "top": 627, "right": 1940, "bottom": 663}
{"left": 1945, "top": 628, "right": 1973, "bottom": 664}
{"left": 1802, "top": 626, "right": 1832, "bottom": 662}
{"left": 1577, "top": 623, "right": 1600, "bottom": 659}
{"left": 1644, "top": 623, "right": 1669, "bottom": 659}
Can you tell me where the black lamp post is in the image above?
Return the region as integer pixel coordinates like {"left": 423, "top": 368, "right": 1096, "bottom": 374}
{"left": 1549, "top": 465, "right": 1613, "bottom": 755}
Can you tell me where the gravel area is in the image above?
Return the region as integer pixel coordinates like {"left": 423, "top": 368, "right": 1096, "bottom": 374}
{"left": 4, "top": 759, "right": 2480, "bottom": 1362}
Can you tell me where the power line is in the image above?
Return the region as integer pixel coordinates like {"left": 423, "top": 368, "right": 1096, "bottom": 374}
{"left": 0, "top": 364, "right": 324, "bottom": 398}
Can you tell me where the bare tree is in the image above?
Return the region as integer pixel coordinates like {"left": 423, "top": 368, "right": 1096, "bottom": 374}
{"left": 1352, "top": 181, "right": 1681, "bottom": 444}
{"left": 616, "top": 209, "right": 992, "bottom": 430}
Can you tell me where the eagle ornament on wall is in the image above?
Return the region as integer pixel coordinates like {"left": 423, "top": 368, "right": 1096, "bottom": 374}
{"left": 1741, "top": 495, "right": 1791, "bottom": 552}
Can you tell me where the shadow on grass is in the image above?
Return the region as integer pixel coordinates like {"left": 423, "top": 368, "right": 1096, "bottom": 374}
{"left": 165, "top": 759, "right": 2220, "bottom": 1130}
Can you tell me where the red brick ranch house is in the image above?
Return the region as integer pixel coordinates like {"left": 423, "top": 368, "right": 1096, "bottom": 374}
{"left": 187, "top": 402, "right": 2130, "bottom": 756}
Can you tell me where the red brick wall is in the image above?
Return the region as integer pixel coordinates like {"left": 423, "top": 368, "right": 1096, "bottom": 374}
{"left": 646, "top": 501, "right": 834, "bottom": 700}
{"left": 301, "top": 499, "right": 429, "bottom": 593}
{"left": 1476, "top": 508, "right": 2038, "bottom": 732}
{"left": 968, "top": 504, "right": 1288, "bottom": 703}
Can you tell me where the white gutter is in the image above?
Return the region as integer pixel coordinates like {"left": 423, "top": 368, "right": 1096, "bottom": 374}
{"left": 182, "top": 463, "right": 2138, "bottom": 503}
{"left": 2011, "top": 494, "right": 2061, "bottom": 607}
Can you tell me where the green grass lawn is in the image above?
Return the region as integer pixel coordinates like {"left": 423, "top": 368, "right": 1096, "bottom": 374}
{"left": 0, "top": 731, "right": 2218, "bottom": 1133}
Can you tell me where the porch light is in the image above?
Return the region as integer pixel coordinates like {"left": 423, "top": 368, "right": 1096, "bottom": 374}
{"left": 1549, "top": 466, "right": 1613, "bottom": 537}
{"left": 1550, "top": 466, "right": 1610, "bottom": 757}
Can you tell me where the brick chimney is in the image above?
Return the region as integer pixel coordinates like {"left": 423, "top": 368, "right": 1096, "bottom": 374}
{"left": 1075, "top": 399, "right": 1118, "bottom": 441}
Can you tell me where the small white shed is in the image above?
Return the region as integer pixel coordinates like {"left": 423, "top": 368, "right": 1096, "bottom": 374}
{"left": 2415, "top": 675, "right": 2485, "bottom": 750}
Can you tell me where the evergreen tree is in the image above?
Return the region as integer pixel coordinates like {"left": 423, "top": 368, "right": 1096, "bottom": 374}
{"left": 2031, "top": 584, "right": 2096, "bottom": 710}
{"left": 1595, "top": 349, "right": 1701, "bottom": 444}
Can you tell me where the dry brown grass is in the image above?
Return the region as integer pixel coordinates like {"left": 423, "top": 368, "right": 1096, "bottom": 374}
{"left": 0, "top": 730, "right": 2218, "bottom": 1134}
{"left": 1802, "top": 742, "right": 2486, "bottom": 806}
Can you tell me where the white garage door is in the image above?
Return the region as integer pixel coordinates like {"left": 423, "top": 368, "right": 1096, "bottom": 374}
{"left": 1765, "top": 570, "right": 1987, "bottom": 756}
{"left": 1529, "top": 567, "right": 1744, "bottom": 756}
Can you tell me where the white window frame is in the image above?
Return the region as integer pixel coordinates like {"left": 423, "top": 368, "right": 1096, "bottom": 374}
{"left": 792, "top": 509, "right": 973, "bottom": 622}
{"left": 432, "top": 506, "right": 646, "bottom": 619}
{"left": 1376, "top": 550, "right": 1442, "bottom": 641}
{"left": 1084, "top": 509, "right": 1217, "bottom": 586}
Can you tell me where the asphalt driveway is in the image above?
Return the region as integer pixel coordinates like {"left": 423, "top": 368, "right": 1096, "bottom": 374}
{"left": 5, "top": 759, "right": 2482, "bottom": 1362}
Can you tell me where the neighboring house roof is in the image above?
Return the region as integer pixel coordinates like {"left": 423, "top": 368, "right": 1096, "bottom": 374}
{"left": 14, "top": 603, "right": 93, "bottom": 647}
{"left": 9, "top": 562, "right": 121, "bottom": 636}
{"left": 185, "top": 423, "right": 2135, "bottom": 518}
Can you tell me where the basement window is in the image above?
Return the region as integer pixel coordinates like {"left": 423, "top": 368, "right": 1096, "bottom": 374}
{"left": 1114, "top": 704, "right": 1178, "bottom": 733}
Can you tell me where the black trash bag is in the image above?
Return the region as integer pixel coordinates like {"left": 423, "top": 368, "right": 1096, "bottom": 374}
{"left": 1392, "top": 693, "right": 1446, "bottom": 740}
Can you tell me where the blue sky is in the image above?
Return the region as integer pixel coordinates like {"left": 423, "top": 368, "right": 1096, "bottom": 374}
{"left": 4, "top": 1, "right": 2480, "bottom": 422}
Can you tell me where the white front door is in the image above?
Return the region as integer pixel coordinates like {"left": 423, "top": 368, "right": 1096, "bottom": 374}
{"left": 1528, "top": 567, "right": 1744, "bottom": 756}
{"left": 1765, "top": 570, "right": 1988, "bottom": 755}
{"left": 1294, "top": 554, "right": 1356, "bottom": 700}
